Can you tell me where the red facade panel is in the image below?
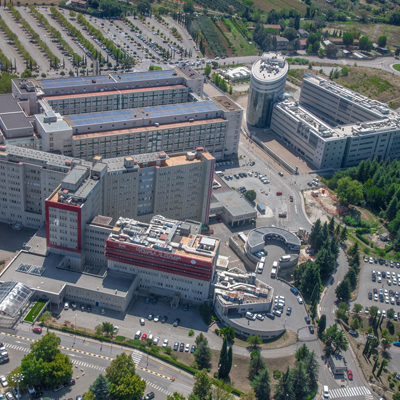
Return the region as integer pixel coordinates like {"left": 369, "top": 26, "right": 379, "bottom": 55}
{"left": 105, "top": 239, "right": 213, "bottom": 281}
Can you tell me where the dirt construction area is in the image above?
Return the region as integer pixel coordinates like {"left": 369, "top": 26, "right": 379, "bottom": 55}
{"left": 303, "top": 189, "right": 347, "bottom": 224}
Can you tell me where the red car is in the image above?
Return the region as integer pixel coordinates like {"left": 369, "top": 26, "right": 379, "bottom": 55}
{"left": 347, "top": 370, "right": 353, "bottom": 380}
{"left": 32, "top": 327, "right": 42, "bottom": 334}
{"left": 276, "top": 191, "right": 283, "bottom": 196}
{"left": 141, "top": 333, "right": 147, "bottom": 341}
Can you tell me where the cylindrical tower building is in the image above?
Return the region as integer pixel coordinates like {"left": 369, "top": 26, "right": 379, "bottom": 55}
{"left": 246, "top": 52, "right": 288, "bottom": 128}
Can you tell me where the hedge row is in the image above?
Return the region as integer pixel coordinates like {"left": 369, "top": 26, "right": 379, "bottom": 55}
{"left": 0, "top": 16, "right": 36, "bottom": 66}
{"left": 50, "top": 324, "right": 242, "bottom": 396}
{"left": 29, "top": 5, "right": 82, "bottom": 64}
{"left": 356, "top": 232, "right": 370, "bottom": 245}
{"left": 10, "top": 5, "right": 59, "bottom": 65}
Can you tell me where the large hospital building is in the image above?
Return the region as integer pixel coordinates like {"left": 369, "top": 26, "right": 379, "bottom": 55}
{"left": 247, "top": 53, "right": 400, "bottom": 170}
{"left": 7, "top": 68, "right": 242, "bottom": 161}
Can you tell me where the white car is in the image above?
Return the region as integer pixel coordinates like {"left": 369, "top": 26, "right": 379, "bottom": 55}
{"left": 162, "top": 339, "right": 169, "bottom": 347}
{"left": 0, "top": 375, "right": 8, "bottom": 387}
{"left": 369, "top": 257, "right": 373, "bottom": 264}
{"left": 185, "top": 343, "right": 190, "bottom": 352}
{"left": 297, "top": 296, "right": 303, "bottom": 304}
{"left": 382, "top": 310, "right": 386, "bottom": 317}
{"left": 378, "top": 277, "right": 382, "bottom": 283}
{"left": 113, "top": 326, "right": 119, "bottom": 334}
{"left": 154, "top": 315, "right": 160, "bottom": 323}
{"left": 256, "top": 314, "right": 264, "bottom": 321}
{"left": 374, "top": 294, "right": 379, "bottom": 301}
{"left": 153, "top": 336, "right": 160, "bottom": 345}
{"left": 64, "top": 302, "right": 69, "bottom": 310}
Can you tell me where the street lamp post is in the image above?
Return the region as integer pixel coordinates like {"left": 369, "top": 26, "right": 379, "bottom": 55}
{"left": 12, "top": 373, "right": 24, "bottom": 399}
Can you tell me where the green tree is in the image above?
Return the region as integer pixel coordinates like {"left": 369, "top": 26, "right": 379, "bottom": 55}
{"left": 194, "top": 340, "right": 212, "bottom": 369}
{"left": 342, "top": 32, "right": 354, "bottom": 46}
{"left": 388, "top": 308, "right": 395, "bottom": 319}
{"left": 212, "top": 380, "right": 234, "bottom": 400}
{"left": 39, "top": 311, "right": 52, "bottom": 323}
{"left": 183, "top": 0, "right": 194, "bottom": 13}
{"left": 324, "top": 324, "right": 348, "bottom": 356}
{"left": 220, "top": 326, "right": 235, "bottom": 341}
{"left": 89, "top": 374, "right": 110, "bottom": 400}
{"left": 381, "top": 337, "right": 391, "bottom": 351}
{"left": 195, "top": 333, "right": 207, "bottom": 346}
{"left": 248, "top": 350, "right": 265, "bottom": 380}
{"left": 318, "top": 314, "right": 326, "bottom": 336}
{"left": 353, "top": 304, "right": 363, "bottom": 314}
{"left": 328, "top": 217, "right": 335, "bottom": 233}
{"left": 246, "top": 335, "right": 262, "bottom": 349}
{"left": 283, "top": 27, "right": 298, "bottom": 41}
{"left": 244, "top": 190, "right": 256, "bottom": 202}
{"left": 369, "top": 306, "right": 378, "bottom": 317}
{"left": 335, "top": 278, "right": 351, "bottom": 302}
{"left": 240, "top": 389, "right": 257, "bottom": 400}
{"left": 274, "top": 367, "right": 294, "bottom": 400}
{"left": 359, "top": 36, "right": 373, "bottom": 51}
{"left": 377, "top": 35, "right": 387, "bottom": 48}
{"left": 336, "top": 177, "right": 364, "bottom": 206}
{"left": 377, "top": 359, "right": 388, "bottom": 377}
{"left": 292, "top": 360, "right": 309, "bottom": 399}
{"left": 21, "top": 68, "right": 32, "bottom": 78}
{"left": 106, "top": 353, "right": 145, "bottom": 400}
{"left": 218, "top": 338, "right": 231, "bottom": 379}
{"left": 167, "top": 394, "right": 186, "bottom": 400}
{"left": 251, "top": 367, "right": 271, "bottom": 400}
{"left": 295, "top": 344, "right": 310, "bottom": 361}
{"left": 102, "top": 322, "right": 114, "bottom": 336}
{"left": 191, "top": 369, "right": 211, "bottom": 399}
{"left": 325, "top": 43, "right": 338, "bottom": 58}
{"left": 204, "top": 64, "right": 211, "bottom": 77}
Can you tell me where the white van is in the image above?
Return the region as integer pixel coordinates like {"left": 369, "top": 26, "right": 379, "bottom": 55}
{"left": 257, "top": 265, "right": 264, "bottom": 274}
{"left": 273, "top": 310, "right": 282, "bottom": 317}
{"left": 280, "top": 255, "right": 291, "bottom": 262}
{"left": 272, "top": 261, "right": 278, "bottom": 268}
{"left": 215, "top": 171, "right": 224, "bottom": 177}
{"left": 323, "top": 385, "right": 329, "bottom": 398}
{"left": 246, "top": 312, "right": 256, "bottom": 321}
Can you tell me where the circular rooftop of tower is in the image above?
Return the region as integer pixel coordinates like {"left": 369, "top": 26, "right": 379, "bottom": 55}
{"left": 251, "top": 52, "right": 288, "bottom": 83}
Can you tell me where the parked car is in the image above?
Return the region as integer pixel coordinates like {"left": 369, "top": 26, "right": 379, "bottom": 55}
{"left": 179, "top": 343, "right": 184, "bottom": 352}
{"left": 140, "top": 318, "right": 145, "bottom": 326}
{"left": 162, "top": 339, "right": 169, "bottom": 347}
{"left": 173, "top": 318, "right": 180, "bottom": 327}
{"left": 0, "top": 375, "right": 8, "bottom": 387}
{"left": 297, "top": 296, "right": 303, "bottom": 304}
{"left": 144, "top": 392, "right": 155, "bottom": 400}
{"left": 348, "top": 370, "right": 353, "bottom": 380}
{"left": 348, "top": 330, "right": 358, "bottom": 336}
{"left": 309, "top": 326, "right": 314, "bottom": 334}
{"left": 266, "top": 313, "right": 275, "bottom": 320}
{"left": 32, "top": 327, "right": 42, "bottom": 334}
{"left": 393, "top": 341, "right": 400, "bottom": 347}
{"left": 173, "top": 342, "right": 179, "bottom": 351}
{"left": 286, "top": 307, "right": 292, "bottom": 316}
{"left": 305, "top": 316, "right": 311, "bottom": 324}
{"left": 191, "top": 344, "right": 196, "bottom": 353}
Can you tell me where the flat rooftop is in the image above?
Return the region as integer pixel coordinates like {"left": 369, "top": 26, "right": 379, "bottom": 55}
{"left": 43, "top": 84, "right": 187, "bottom": 101}
{"left": 38, "top": 70, "right": 181, "bottom": 90}
{"left": 0, "top": 144, "right": 89, "bottom": 169}
{"left": 0, "top": 94, "right": 28, "bottom": 114}
{"left": 252, "top": 52, "right": 288, "bottom": 82}
{"left": 1, "top": 251, "right": 133, "bottom": 297}
{"left": 71, "top": 117, "right": 226, "bottom": 140}
{"left": 304, "top": 75, "right": 399, "bottom": 119}
{"left": 212, "top": 95, "right": 242, "bottom": 111}
{"left": 35, "top": 112, "right": 71, "bottom": 133}
{"left": 0, "top": 112, "right": 34, "bottom": 130}
{"left": 247, "top": 226, "right": 301, "bottom": 248}
{"left": 108, "top": 215, "right": 218, "bottom": 262}
{"left": 213, "top": 190, "right": 257, "bottom": 218}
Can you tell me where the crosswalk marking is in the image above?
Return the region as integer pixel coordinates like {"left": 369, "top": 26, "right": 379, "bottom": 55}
{"left": 72, "top": 359, "right": 106, "bottom": 371}
{"left": 145, "top": 379, "right": 172, "bottom": 396}
{"left": 131, "top": 351, "right": 143, "bottom": 366}
{"left": 5, "top": 343, "right": 30, "bottom": 353}
{"left": 329, "top": 386, "right": 371, "bottom": 399}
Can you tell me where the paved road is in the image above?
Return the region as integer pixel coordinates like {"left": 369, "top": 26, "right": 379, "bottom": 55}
{"left": 1, "top": 327, "right": 193, "bottom": 400}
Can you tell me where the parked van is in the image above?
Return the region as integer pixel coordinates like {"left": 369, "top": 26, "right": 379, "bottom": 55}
{"left": 271, "top": 267, "right": 277, "bottom": 278}
{"left": 290, "top": 287, "right": 299, "bottom": 296}
{"left": 273, "top": 310, "right": 282, "bottom": 317}
{"left": 272, "top": 261, "right": 278, "bottom": 268}
{"left": 257, "top": 265, "right": 264, "bottom": 274}
{"left": 246, "top": 312, "right": 256, "bottom": 321}
{"left": 323, "top": 385, "right": 329, "bottom": 398}
{"left": 134, "top": 330, "right": 141, "bottom": 339}
{"left": 280, "top": 255, "right": 291, "bottom": 262}
{"left": 215, "top": 171, "right": 224, "bottom": 177}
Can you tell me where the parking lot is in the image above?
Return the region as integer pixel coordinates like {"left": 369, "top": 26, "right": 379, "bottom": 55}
{"left": 61, "top": 295, "right": 209, "bottom": 355}
{"left": 359, "top": 256, "right": 400, "bottom": 319}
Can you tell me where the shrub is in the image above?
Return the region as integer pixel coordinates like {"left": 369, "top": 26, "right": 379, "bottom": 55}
{"left": 189, "top": 329, "right": 194, "bottom": 337}
{"left": 356, "top": 233, "right": 370, "bottom": 245}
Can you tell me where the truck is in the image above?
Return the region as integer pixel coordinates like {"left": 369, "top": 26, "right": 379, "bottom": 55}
{"left": 257, "top": 203, "right": 265, "bottom": 214}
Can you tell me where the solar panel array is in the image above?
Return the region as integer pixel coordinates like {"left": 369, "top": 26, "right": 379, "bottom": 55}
{"left": 69, "top": 109, "right": 140, "bottom": 126}
{"left": 41, "top": 70, "right": 177, "bottom": 89}
{"left": 41, "top": 76, "right": 111, "bottom": 89}
{"left": 140, "top": 101, "right": 219, "bottom": 118}
{"left": 113, "top": 70, "right": 175, "bottom": 83}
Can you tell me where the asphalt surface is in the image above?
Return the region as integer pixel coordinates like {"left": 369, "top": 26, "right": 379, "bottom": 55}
{"left": 0, "top": 326, "right": 193, "bottom": 400}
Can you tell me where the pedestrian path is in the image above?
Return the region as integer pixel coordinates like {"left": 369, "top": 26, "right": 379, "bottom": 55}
{"left": 144, "top": 379, "right": 173, "bottom": 396}
{"left": 329, "top": 386, "right": 371, "bottom": 398}
{"left": 72, "top": 359, "right": 106, "bottom": 371}
{"left": 131, "top": 350, "right": 142, "bottom": 366}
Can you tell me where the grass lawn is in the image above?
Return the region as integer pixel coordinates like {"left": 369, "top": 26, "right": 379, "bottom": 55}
{"left": 220, "top": 18, "right": 257, "bottom": 57}
{"left": 325, "top": 21, "right": 400, "bottom": 48}
{"left": 24, "top": 298, "right": 47, "bottom": 322}
{"left": 233, "top": 330, "right": 298, "bottom": 349}
{"left": 253, "top": 0, "right": 305, "bottom": 13}
{"left": 393, "top": 64, "right": 400, "bottom": 72}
